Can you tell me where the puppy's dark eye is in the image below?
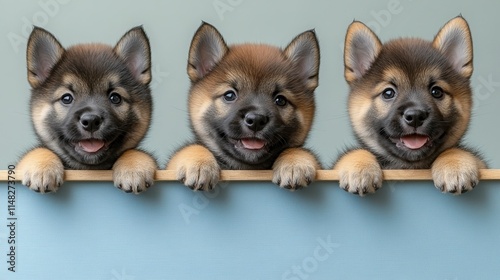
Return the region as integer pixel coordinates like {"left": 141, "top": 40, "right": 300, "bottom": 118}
{"left": 430, "top": 86, "right": 444, "bottom": 99}
{"left": 61, "top": 93, "right": 73, "bottom": 104}
{"left": 275, "top": 95, "right": 288, "bottom": 106}
{"left": 381, "top": 88, "right": 396, "bottom": 100}
{"left": 109, "top": 92, "right": 122, "bottom": 104}
{"left": 223, "top": 90, "right": 237, "bottom": 103}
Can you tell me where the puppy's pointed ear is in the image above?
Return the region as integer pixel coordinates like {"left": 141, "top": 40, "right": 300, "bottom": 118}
{"left": 284, "top": 30, "right": 320, "bottom": 90}
{"left": 27, "top": 27, "right": 64, "bottom": 88}
{"left": 344, "top": 21, "right": 382, "bottom": 83}
{"left": 187, "top": 22, "right": 228, "bottom": 82}
{"left": 433, "top": 16, "right": 473, "bottom": 78}
{"left": 114, "top": 26, "right": 151, "bottom": 85}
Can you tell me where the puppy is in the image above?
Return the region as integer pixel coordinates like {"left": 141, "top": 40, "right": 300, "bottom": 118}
{"left": 335, "top": 16, "right": 487, "bottom": 195}
{"left": 17, "top": 26, "right": 157, "bottom": 194}
{"left": 167, "top": 22, "right": 321, "bottom": 191}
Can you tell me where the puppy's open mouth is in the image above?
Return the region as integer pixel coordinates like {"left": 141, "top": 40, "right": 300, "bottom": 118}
{"left": 76, "top": 138, "right": 108, "bottom": 153}
{"left": 237, "top": 138, "right": 267, "bottom": 150}
{"left": 394, "top": 134, "right": 430, "bottom": 150}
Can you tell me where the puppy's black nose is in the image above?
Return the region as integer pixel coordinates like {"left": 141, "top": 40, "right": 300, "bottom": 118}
{"left": 403, "top": 108, "right": 428, "bottom": 128}
{"left": 244, "top": 112, "right": 269, "bottom": 132}
{"left": 80, "top": 113, "right": 103, "bottom": 132}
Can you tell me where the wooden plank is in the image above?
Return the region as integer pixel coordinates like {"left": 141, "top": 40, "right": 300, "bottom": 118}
{"left": 1, "top": 169, "right": 500, "bottom": 182}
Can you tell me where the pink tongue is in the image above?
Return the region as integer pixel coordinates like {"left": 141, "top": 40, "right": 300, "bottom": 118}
{"left": 241, "top": 138, "right": 266, "bottom": 150}
{"left": 78, "top": 139, "right": 105, "bottom": 153}
{"left": 401, "top": 134, "right": 429, "bottom": 150}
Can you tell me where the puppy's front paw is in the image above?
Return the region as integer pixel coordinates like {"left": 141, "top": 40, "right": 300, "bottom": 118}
{"left": 21, "top": 167, "right": 64, "bottom": 194}
{"left": 272, "top": 148, "right": 320, "bottom": 191}
{"left": 167, "top": 145, "right": 220, "bottom": 191}
{"left": 113, "top": 150, "right": 157, "bottom": 194}
{"left": 431, "top": 148, "right": 485, "bottom": 195}
{"left": 334, "top": 149, "right": 382, "bottom": 196}
{"left": 177, "top": 161, "right": 220, "bottom": 191}
{"left": 272, "top": 163, "right": 316, "bottom": 191}
{"left": 17, "top": 148, "right": 64, "bottom": 193}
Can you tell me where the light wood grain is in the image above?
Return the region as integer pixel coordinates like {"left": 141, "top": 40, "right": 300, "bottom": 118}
{"left": 1, "top": 169, "right": 500, "bottom": 182}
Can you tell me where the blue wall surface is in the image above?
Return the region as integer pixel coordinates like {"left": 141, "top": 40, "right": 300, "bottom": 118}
{"left": 1, "top": 0, "right": 500, "bottom": 279}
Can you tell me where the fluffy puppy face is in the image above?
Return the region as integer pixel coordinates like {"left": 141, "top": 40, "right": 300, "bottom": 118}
{"left": 27, "top": 27, "right": 152, "bottom": 169}
{"left": 187, "top": 23, "right": 319, "bottom": 168}
{"left": 344, "top": 17, "right": 473, "bottom": 167}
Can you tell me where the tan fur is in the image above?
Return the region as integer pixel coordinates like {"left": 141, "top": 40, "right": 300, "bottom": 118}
{"left": 31, "top": 102, "right": 53, "bottom": 145}
{"left": 112, "top": 149, "right": 158, "bottom": 193}
{"left": 17, "top": 148, "right": 64, "bottom": 193}
{"left": 334, "top": 149, "right": 382, "bottom": 196}
{"left": 166, "top": 144, "right": 220, "bottom": 191}
{"left": 431, "top": 148, "right": 486, "bottom": 194}
{"left": 272, "top": 148, "right": 321, "bottom": 190}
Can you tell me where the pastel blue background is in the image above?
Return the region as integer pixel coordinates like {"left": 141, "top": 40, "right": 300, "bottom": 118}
{"left": 1, "top": 0, "right": 500, "bottom": 279}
